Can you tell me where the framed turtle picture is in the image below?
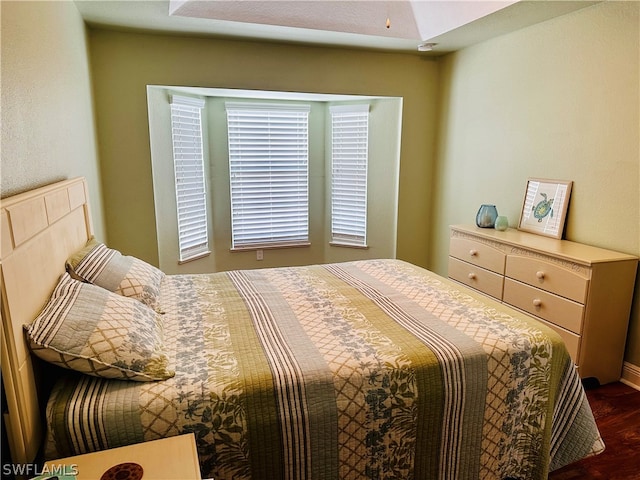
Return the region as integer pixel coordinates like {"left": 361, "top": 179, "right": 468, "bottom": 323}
{"left": 518, "top": 178, "right": 573, "bottom": 239}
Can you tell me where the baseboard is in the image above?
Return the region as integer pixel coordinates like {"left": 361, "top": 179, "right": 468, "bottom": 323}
{"left": 620, "top": 362, "right": 640, "bottom": 391}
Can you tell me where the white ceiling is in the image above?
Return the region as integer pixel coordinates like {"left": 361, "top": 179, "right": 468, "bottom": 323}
{"left": 75, "top": 0, "right": 599, "bottom": 55}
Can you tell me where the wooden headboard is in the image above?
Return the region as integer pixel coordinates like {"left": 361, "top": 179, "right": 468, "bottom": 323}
{"left": 0, "top": 177, "right": 93, "bottom": 465}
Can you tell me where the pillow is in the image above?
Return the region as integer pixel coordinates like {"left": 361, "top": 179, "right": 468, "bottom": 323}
{"left": 25, "top": 273, "right": 174, "bottom": 382}
{"left": 67, "top": 239, "right": 164, "bottom": 312}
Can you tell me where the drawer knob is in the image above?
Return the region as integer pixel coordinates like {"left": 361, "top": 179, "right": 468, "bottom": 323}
{"left": 536, "top": 271, "right": 545, "bottom": 280}
{"left": 469, "top": 249, "right": 478, "bottom": 257}
{"left": 533, "top": 298, "right": 542, "bottom": 307}
{"left": 468, "top": 273, "right": 476, "bottom": 280}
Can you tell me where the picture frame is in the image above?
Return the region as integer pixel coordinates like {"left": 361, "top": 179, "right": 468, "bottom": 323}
{"left": 518, "top": 178, "right": 573, "bottom": 239}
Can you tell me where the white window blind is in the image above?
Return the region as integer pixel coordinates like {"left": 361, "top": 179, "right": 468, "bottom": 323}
{"left": 226, "top": 103, "right": 310, "bottom": 249}
{"left": 330, "top": 104, "right": 369, "bottom": 247}
{"left": 170, "top": 95, "right": 209, "bottom": 262}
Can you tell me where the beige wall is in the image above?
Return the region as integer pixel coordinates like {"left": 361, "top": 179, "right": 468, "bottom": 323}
{"left": 0, "top": 1, "right": 104, "bottom": 239}
{"left": 88, "top": 29, "right": 438, "bottom": 270}
{"left": 431, "top": 2, "right": 640, "bottom": 364}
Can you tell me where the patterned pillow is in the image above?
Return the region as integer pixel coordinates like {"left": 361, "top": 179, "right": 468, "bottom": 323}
{"left": 67, "top": 240, "right": 165, "bottom": 312}
{"left": 26, "top": 273, "right": 174, "bottom": 382}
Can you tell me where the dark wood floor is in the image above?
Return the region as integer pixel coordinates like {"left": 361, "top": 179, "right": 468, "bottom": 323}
{"left": 549, "top": 381, "right": 640, "bottom": 480}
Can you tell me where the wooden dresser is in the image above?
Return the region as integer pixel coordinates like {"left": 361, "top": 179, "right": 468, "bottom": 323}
{"left": 448, "top": 224, "right": 638, "bottom": 385}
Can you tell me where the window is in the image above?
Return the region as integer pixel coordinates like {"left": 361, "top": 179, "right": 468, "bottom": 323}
{"left": 170, "top": 95, "right": 209, "bottom": 262}
{"left": 226, "top": 103, "right": 310, "bottom": 249}
{"left": 330, "top": 104, "right": 369, "bottom": 247}
{"left": 150, "top": 86, "right": 402, "bottom": 273}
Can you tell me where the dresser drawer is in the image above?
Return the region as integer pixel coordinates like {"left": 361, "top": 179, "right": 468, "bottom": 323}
{"left": 505, "top": 255, "right": 589, "bottom": 303}
{"left": 449, "top": 237, "right": 505, "bottom": 274}
{"left": 448, "top": 257, "right": 504, "bottom": 300}
{"left": 534, "top": 318, "right": 580, "bottom": 364}
{"left": 503, "top": 278, "right": 584, "bottom": 334}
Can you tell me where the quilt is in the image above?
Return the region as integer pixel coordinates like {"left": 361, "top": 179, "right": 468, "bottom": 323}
{"left": 45, "top": 259, "right": 603, "bottom": 479}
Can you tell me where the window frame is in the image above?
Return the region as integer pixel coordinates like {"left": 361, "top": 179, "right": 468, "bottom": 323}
{"left": 226, "top": 102, "right": 311, "bottom": 251}
{"left": 169, "top": 94, "right": 210, "bottom": 263}
{"left": 329, "top": 104, "right": 370, "bottom": 248}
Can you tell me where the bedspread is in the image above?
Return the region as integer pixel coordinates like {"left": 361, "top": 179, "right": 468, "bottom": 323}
{"left": 45, "top": 259, "right": 603, "bottom": 479}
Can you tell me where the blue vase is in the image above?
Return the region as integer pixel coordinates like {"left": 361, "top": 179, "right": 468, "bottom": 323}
{"left": 476, "top": 204, "right": 498, "bottom": 228}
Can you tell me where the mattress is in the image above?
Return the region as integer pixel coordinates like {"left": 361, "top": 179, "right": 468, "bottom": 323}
{"left": 45, "top": 259, "right": 603, "bottom": 479}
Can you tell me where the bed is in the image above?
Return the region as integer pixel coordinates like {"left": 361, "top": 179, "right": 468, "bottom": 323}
{"left": 1, "top": 177, "right": 604, "bottom": 480}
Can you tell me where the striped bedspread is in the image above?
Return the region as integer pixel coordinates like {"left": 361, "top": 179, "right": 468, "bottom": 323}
{"left": 45, "top": 259, "right": 603, "bottom": 479}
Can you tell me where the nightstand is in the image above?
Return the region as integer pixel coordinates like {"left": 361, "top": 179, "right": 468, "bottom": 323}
{"left": 43, "top": 434, "right": 202, "bottom": 479}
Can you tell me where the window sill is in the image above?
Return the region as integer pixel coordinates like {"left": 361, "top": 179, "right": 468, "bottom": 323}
{"left": 230, "top": 242, "right": 311, "bottom": 252}
{"left": 178, "top": 250, "right": 211, "bottom": 265}
{"left": 329, "top": 242, "right": 369, "bottom": 250}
